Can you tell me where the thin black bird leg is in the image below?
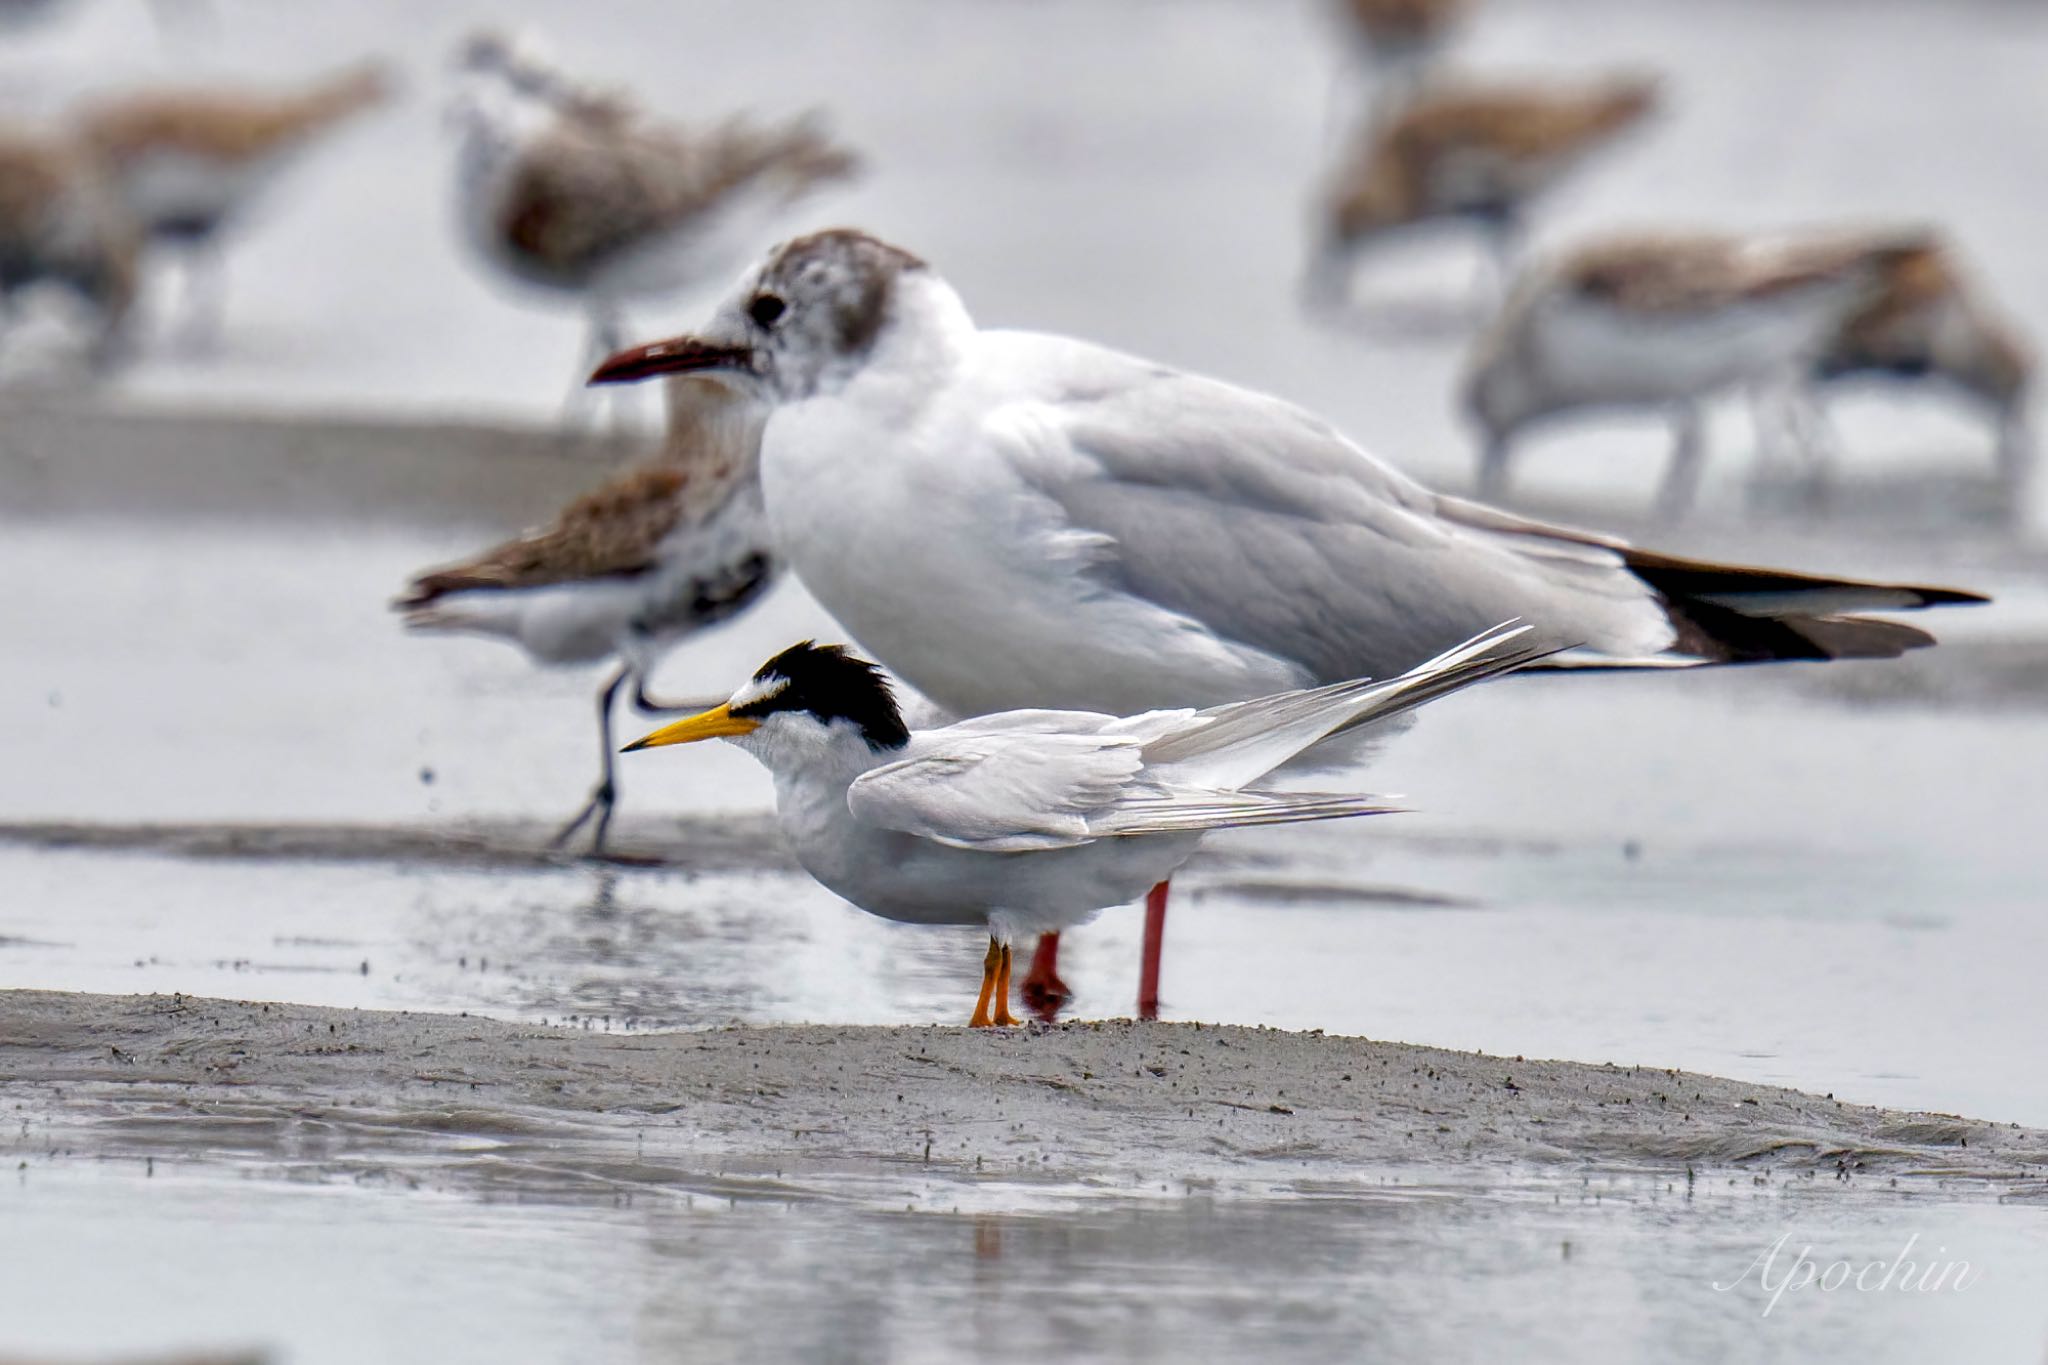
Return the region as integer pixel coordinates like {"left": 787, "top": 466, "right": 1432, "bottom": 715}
{"left": 551, "top": 664, "right": 631, "bottom": 855}
{"left": 631, "top": 676, "right": 723, "bottom": 716}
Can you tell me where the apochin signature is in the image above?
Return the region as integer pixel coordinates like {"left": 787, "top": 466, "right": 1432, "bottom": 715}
{"left": 1715, "top": 1232, "right": 1980, "bottom": 1317}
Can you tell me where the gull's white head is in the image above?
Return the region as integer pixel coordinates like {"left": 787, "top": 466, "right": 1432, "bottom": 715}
{"left": 587, "top": 229, "right": 947, "bottom": 405}
{"left": 622, "top": 641, "right": 911, "bottom": 778}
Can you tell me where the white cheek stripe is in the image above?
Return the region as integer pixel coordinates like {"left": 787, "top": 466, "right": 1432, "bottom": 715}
{"left": 729, "top": 674, "right": 789, "bottom": 710}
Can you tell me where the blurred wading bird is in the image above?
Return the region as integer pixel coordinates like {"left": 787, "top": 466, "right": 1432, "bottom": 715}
{"left": 1322, "top": 0, "right": 1475, "bottom": 145}
{"left": 1464, "top": 227, "right": 1940, "bottom": 516}
{"left": 396, "top": 380, "right": 778, "bottom": 854}
{"left": 1310, "top": 74, "right": 1659, "bottom": 308}
{"left": 624, "top": 628, "right": 1548, "bottom": 1026}
{"left": 0, "top": 124, "right": 139, "bottom": 367}
{"left": 1774, "top": 236, "right": 2033, "bottom": 491}
{"left": 448, "top": 31, "right": 858, "bottom": 384}
{"left": 592, "top": 228, "right": 1983, "bottom": 1018}
{"left": 0, "top": 0, "right": 68, "bottom": 28}
{"left": 1334, "top": 0, "right": 1474, "bottom": 91}
{"left": 74, "top": 62, "right": 390, "bottom": 341}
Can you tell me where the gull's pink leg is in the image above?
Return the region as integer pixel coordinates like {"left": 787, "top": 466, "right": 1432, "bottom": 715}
{"left": 1020, "top": 933, "right": 1071, "bottom": 1021}
{"left": 1137, "top": 880, "right": 1169, "bottom": 1021}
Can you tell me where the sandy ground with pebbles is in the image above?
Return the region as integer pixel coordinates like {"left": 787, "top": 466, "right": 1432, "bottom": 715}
{"left": 7, "top": 989, "right": 2045, "bottom": 1205}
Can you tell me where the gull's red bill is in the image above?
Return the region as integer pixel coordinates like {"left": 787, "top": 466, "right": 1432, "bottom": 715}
{"left": 587, "top": 337, "right": 752, "bottom": 386}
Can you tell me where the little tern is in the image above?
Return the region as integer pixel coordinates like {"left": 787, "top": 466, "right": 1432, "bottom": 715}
{"left": 591, "top": 227, "right": 1984, "bottom": 1017}
{"left": 624, "top": 626, "right": 1548, "bottom": 1025}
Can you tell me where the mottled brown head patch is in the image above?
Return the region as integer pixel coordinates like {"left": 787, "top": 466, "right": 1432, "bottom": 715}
{"left": 762, "top": 228, "right": 926, "bottom": 356}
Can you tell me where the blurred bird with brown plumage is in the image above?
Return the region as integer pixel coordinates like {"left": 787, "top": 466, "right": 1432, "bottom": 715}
{"left": 1775, "top": 235, "right": 2033, "bottom": 494}
{"left": 1334, "top": 0, "right": 1475, "bottom": 94}
{"left": 395, "top": 379, "right": 779, "bottom": 856}
{"left": 1463, "top": 227, "right": 1936, "bottom": 516}
{"left": 447, "top": 30, "right": 858, "bottom": 395}
{"left": 73, "top": 62, "right": 390, "bottom": 343}
{"left": 1309, "top": 74, "right": 1659, "bottom": 309}
{"left": 0, "top": 123, "right": 139, "bottom": 370}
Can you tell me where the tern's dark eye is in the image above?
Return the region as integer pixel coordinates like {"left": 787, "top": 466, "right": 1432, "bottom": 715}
{"left": 748, "top": 294, "right": 787, "bottom": 328}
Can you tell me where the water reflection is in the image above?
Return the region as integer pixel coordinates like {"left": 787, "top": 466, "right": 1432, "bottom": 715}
{"left": 11, "top": 1160, "right": 2038, "bottom": 1365}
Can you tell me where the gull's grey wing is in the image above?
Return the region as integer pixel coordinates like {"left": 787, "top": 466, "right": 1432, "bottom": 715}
{"left": 986, "top": 338, "right": 1675, "bottom": 682}
{"left": 847, "top": 724, "right": 1149, "bottom": 853}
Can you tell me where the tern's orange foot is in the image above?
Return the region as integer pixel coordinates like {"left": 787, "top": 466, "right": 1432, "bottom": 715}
{"left": 989, "top": 942, "right": 1020, "bottom": 1028}
{"left": 1020, "top": 933, "right": 1071, "bottom": 1021}
{"left": 969, "top": 935, "right": 1001, "bottom": 1027}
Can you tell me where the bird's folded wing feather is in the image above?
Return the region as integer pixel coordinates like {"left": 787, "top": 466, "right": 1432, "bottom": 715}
{"left": 847, "top": 726, "right": 1148, "bottom": 852}
{"left": 986, "top": 339, "right": 1670, "bottom": 676}
{"left": 1090, "top": 787, "right": 1405, "bottom": 836}
{"left": 396, "top": 464, "right": 690, "bottom": 606}
{"left": 505, "top": 112, "right": 852, "bottom": 271}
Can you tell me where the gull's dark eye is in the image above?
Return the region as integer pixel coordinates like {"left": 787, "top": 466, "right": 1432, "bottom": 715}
{"left": 748, "top": 294, "right": 787, "bottom": 329}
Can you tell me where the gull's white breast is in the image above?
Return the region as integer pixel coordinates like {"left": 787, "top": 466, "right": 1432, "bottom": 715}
{"left": 761, "top": 334, "right": 1309, "bottom": 717}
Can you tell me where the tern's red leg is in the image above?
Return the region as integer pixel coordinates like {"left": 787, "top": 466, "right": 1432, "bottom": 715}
{"left": 969, "top": 936, "right": 1001, "bottom": 1027}
{"left": 1137, "top": 880, "right": 1169, "bottom": 1021}
{"left": 991, "top": 942, "right": 1020, "bottom": 1028}
{"left": 1020, "top": 933, "right": 1071, "bottom": 1021}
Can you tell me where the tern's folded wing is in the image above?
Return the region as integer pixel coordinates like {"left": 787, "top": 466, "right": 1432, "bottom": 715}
{"left": 847, "top": 727, "right": 1148, "bottom": 853}
{"left": 1089, "top": 787, "right": 1406, "bottom": 837}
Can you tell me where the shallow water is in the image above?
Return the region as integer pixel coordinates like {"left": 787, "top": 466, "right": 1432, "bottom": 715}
{"left": 4, "top": 1157, "right": 2044, "bottom": 1365}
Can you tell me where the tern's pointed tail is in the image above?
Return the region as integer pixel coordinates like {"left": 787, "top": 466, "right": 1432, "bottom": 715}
{"left": 1138, "top": 621, "right": 1549, "bottom": 792}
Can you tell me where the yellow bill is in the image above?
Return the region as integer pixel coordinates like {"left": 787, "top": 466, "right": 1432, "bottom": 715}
{"left": 621, "top": 703, "right": 760, "bottom": 752}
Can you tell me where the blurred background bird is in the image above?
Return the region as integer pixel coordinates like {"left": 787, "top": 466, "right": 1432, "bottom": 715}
{"left": 72, "top": 61, "right": 389, "bottom": 345}
{"left": 1777, "top": 235, "right": 2034, "bottom": 496}
{"left": 0, "top": 121, "right": 138, "bottom": 369}
{"left": 593, "top": 227, "right": 1984, "bottom": 1019}
{"left": 1309, "top": 73, "right": 1659, "bottom": 312}
{"left": 1462, "top": 227, "right": 1935, "bottom": 516}
{"left": 446, "top": 29, "right": 859, "bottom": 415}
{"left": 0, "top": 0, "right": 208, "bottom": 42}
{"left": 1333, "top": 0, "right": 1474, "bottom": 99}
{"left": 0, "top": 0, "right": 68, "bottom": 30}
{"left": 395, "top": 378, "right": 777, "bottom": 857}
